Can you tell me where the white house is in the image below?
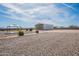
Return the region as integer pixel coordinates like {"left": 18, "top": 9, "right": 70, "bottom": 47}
{"left": 35, "top": 23, "right": 53, "bottom": 30}
{"left": 43, "top": 24, "right": 53, "bottom": 30}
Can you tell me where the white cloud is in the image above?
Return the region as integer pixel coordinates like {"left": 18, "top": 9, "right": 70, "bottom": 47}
{"left": 0, "top": 3, "right": 75, "bottom": 26}
{"left": 1, "top": 4, "right": 54, "bottom": 21}
{"left": 62, "top": 3, "right": 77, "bottom": 11}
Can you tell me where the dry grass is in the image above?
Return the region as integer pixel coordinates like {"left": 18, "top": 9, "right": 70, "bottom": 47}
{"left": 0, "top": 30, "right": 79, "bottom": 56}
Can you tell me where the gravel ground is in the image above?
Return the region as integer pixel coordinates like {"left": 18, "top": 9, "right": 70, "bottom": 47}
{"left": 0, "top": 31, "right": 35, "bottom": 39}
{"left": 0, "top": 30, "right": 79, "bottom": 56}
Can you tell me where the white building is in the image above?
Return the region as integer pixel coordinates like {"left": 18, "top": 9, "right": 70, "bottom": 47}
{"left": 35, "top": 23, "right": 53, "bottom": 30}
{"left": 43, "top": 24, "right": 53, "bottom": 30}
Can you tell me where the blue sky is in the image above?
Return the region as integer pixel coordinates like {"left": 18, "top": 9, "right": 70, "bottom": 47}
{"left": 0, "top": 3, "right": 79, "bottom": 28}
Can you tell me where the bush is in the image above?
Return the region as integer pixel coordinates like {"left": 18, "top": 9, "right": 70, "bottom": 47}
{"left": 36, "top": 30, "right": 39, "bottom": 33}
{"left": 18, "top": 30, "right": 24, "bottom": 36}
{"left": 29, "top": 29, "right": 32, "bottom": 31}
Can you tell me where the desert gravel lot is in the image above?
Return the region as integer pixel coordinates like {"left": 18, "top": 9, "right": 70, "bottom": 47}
{"left": 0, "top": 30, "right": 79, "bottom": 56}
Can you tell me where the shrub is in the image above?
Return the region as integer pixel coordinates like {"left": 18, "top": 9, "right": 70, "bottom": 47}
{"left": 36, "top": 30, "right": 39, "bottom": 33}
{"left": 29, "top": 29, "right": 32, "bottom": 31}
{"left": 18, "top": 30, "right": 24, "bottom": 36}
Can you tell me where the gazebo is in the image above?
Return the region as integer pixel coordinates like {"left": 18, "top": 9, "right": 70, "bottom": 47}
{"left": 6, "top": 24, "right": 21, "bottom": 34}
